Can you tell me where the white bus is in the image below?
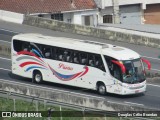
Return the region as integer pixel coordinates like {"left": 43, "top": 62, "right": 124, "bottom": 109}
{"left": 11, "top": 33, "right": 151, "bottom": 95}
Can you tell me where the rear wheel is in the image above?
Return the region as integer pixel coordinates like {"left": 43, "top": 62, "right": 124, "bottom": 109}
{"left": 33, "top": 71, "right": 43, "bottom": 83}
{"left": 97, "top": 83, "right": 106, "bottom": 95}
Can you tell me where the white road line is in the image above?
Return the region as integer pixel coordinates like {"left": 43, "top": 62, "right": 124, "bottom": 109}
{"left": 151, "top": 69, "right": 160, "bottom": 72}
{"left": 124, "top": 101, "right": 144, "bottom": 106}
{"left": 0, "top": 57, "right": 11, "bottom": 61}
{"left": 0, "top": 67, "right": 11, "bottom": 71}
{"left": 0, "top": 40, "right": 11, "bottom": 43}
{"left": 0, "top": 28, "right": 19, "bottom": 34}
{"left": 147, "top": 84, "right": 160, "bottom": 88}
{"left": 144, "top": 67, "right": 160, "bottom": 72}
{"left": 142, "top": 56, "right": 160, "bottom": 61}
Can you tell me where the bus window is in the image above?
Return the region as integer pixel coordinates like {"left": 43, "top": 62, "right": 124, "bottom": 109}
{"left": 88, "top": 54, "right": 95, "bottom": 67}
{"left": 30, "top": 43, "right": 43, "bottom": 58}
{"left": 63, "top": 50, "right": 72, "bottom": 62}
{"left": 95, "top": 55, "right": 105, "bottom": 72}
{"left": 13, "top": 40, "right": 23, "bottom": 52}
{"left": 79, "top": 52, "right": 88, "bottom": 65}
{"left": 51, "top": 47, "right": 57, "bottom": 60}
{"left": 56, "top": 48, "right": 64, "bottom": 61}
{"left": 72, "top": 52, "right": 80, "bottom": 64}
{"left": 41, "top": 45, "right": 52, "bottom": 59}
{"left": 22, "top": 42, "right": 30, "bottom": 52}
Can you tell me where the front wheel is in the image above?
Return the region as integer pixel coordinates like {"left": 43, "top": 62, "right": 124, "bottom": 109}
{"left": 33, "top": 71, "right": 43, "bottom": 83}
{"left": 97, "top": 83, "right": 106, "bottom": 95}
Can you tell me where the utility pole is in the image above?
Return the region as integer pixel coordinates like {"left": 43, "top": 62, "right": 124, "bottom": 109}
{"left": 112, "top": 0, "right": 120, "bottom": 24}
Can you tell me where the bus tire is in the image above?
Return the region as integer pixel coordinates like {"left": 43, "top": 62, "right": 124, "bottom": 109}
{"left": 97, "top": 83, "right": 106, "bottom": 95}
{"left": 33, "top": 70, "right": 43, "bottom": 83}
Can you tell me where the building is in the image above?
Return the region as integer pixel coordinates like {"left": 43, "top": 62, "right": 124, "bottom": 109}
{"left": 94, "top": 0, "right": 160, "bottom": 24}
{"left": 0, "top": 0, "right": 98, "bottom": 26}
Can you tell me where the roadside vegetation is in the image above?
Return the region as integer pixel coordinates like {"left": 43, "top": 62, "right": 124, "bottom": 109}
{"left": 0, "top": 97, "right": 158, "bottom": 120}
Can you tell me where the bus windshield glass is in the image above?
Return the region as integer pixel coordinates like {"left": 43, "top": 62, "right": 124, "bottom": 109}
{"left": 122, "top": 58, "right": 145, "bottom": 83}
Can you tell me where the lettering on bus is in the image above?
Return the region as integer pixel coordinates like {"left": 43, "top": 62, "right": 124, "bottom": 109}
{"left": 59, "top": 63, "right": 73, "bottom": 70}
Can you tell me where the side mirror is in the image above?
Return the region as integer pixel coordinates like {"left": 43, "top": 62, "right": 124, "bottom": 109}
{"left": 141, "top": 58, "right": 151, "bottom": 70}
{"left": 111, "top": 60, "right": 126, "bottom": 74}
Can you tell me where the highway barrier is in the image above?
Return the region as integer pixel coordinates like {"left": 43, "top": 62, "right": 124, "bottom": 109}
{"left": 0, "top": 44, "right": 11, "bottom": 56}
{"left": 23, "top": 16, "right": 160, "bottom": 49}
{"left": 0, "top": 79, "right": 159, "bottom": 111}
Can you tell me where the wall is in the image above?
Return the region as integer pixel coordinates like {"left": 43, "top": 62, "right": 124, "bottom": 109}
{"left": 63, "top": 12, "right": 74, "bottom": 23}
{"left": 23, "top": 16, "right": 160, "bottom": 48}
{"left": 73, "top": 10, "right": 98, "bottom": 26}
{"left": 0, "top": 79, "right": 159, "bottom": 111}
{"left": 144, "top": 4, "right": 160, "bottom": 24}
{"left": 0, "top": 10, "right": 24, "bottom": 24}
{"left": 120, "top": 4, "right": 142, "bottom": 24}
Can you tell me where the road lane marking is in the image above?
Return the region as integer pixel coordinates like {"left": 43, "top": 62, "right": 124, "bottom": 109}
{"left": 0, "top": 28, "right": 19, "bottom": 34}
{"left": 124, "top": 101, "right": 144, "bottom": 106}
{"left": 0, "top": 57, "right": 11, "bottom": 61}
{"left": 147, "top": 84, "right": 160, "bottom": 88}
{"left": 142, "top": 56, "right": 160, "bottom": 61}
{"left": 0, "top": 67, "right": 11, "bottom": 71}
{"left": 0, "top": 40, "right": 11, "bottom": 43}
{"left": 148, "top": 68, "right": 160, "bottom": 72}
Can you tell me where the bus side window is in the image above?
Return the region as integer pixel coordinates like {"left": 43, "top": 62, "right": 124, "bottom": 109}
{"left": 30, "top": 43, "right": 43, "bottom": 58}
{"left": 56, "top": 48, "right": 64, "bottom": 61}
{"left": 52, "top": 47, "right": 57, "bottom": 60}
{"left": 64, "top": 50, "right": 72, "bottom": 62}
{"left": 79, "top": 52, "right": 88, "bottom": 65}
{"left": 88, "top": 54, "right": 95, "bottom": 67}
{"left": 72, "top": 52, "right": 80, "bottom": 64}
{"left": 22, "top": 42, "right": 30, "bottom": 52}
{"left": 62, "top": 49, "right": 71, "bottom": 62}
{"left": 13, "top": 40, "right": 24, "bottom": 52}
{"left": 95, "top": 55, "right": 105, "bottom": 72}
{"left": 41, "top": 45, "right": 52, "bottom": 59}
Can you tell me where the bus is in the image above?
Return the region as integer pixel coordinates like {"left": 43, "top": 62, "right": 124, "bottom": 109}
{"left": 11, "top": 33, "right": 151, "bottom": 95}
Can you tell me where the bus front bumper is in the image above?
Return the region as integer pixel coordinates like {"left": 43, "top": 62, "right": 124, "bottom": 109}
{"left": 121, "top": 82, "right": 146, "bottom": 95}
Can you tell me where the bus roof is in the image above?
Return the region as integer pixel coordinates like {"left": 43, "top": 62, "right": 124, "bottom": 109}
{"left": 12, "top": 33, "right": 140, "bottom": 60}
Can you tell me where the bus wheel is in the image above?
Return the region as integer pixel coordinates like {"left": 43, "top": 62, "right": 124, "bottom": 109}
{"left": 33, "top": 71, "right": 43, "bottom": 83}
{"left": 97, "top": 83, "right": 106, "bottom": 95}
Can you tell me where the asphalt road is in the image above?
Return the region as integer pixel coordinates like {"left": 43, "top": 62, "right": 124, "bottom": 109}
{"left": 0, "top": 58, "right": 160, "bottom": 110}
{"left": 0, "top": 21, "right": 160, "bottom": 110}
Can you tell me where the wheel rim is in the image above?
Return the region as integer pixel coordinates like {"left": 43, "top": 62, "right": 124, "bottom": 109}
{"left": 99, "top": 85, "right": 106, "bottom": 94}
{"left": 35, "top": 74, "right": 41, "bottom": 82}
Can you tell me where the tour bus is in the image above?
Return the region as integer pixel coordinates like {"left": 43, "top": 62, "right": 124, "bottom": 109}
{"left": 11, "top": 33, "right": 151, "bottom": 95}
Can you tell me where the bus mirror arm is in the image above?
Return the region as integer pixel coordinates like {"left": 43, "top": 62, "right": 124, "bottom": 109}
{"left": 141, "top": 58, "right": 151, "bottom": 70}
{"left": 111, "top": 60, "right": 126, "bottom": 74}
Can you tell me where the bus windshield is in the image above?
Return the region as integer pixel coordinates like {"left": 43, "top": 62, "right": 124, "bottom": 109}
{"left": 122, "top": 59, "right": 145, "bottom": 84}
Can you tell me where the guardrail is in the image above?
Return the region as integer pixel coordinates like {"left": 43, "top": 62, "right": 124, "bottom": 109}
{"left": 0, "top": 87, "right": 156, "bottom": 120}
{"left": 0, "top": 78, "right": 159, "bottom": 112}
